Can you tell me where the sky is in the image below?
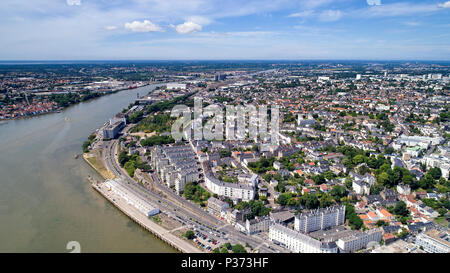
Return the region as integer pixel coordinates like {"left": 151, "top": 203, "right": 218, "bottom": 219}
{"left": 0, "top": 0, "right": 449, "bottom": 60}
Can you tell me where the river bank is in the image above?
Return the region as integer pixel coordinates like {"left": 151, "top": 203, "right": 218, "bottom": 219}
{"left": 0, "top": 83, "right": 155, "bottom": 122}
{"left": 82, "top": 152, "right": 198, "bottom": 253}
{"left": 0, "top": 84, "right": 176, "bottom": 252}
{"left": 90, "top": 179, "right": 200, "bottom": 253}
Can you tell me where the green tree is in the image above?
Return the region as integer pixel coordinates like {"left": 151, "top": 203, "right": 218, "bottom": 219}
{"left": 124, "top": 161, "right": 136, "bottom": 177}
{"left": 428, "top": 167, "right": 442, "bottom": 180}
{"left": 345, "top": 203, "right": 363, "bottom": 230}
{"left": 231, "top": 244, "right": 247, "bottom": 253}
{"left": 393, "top": 201, "right": 409, "bottom": 217}
{"left": 345, "top": 177, "right": 353, "bottom": 189}
{"left": 184, "top": 230, "right": 195, "bottom": 240}
{"left": 305, "top": 194, "right": 319, "bottom": 209}
{"left": 330, "top": 185, "right": 347, "bottom": 201}
{"left": 375, "top": 220, "right": 388, "bottom": 227}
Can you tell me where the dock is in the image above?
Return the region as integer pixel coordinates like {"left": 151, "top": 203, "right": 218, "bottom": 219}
{"left": 90, "top": 180, "right": 202, "bottom": 253}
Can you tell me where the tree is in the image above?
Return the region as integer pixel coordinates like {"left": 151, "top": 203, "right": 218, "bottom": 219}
{"left": 384, "top": 147, "right": 394, "bottom": 154}
{"left": 231, "top": 244, "right": 247, "bottom": 253}
{"left": 213, "top": 248, "right": 220, "bottom": 253}
{"left": 82, "top": 141, "right": 91, "bottom": 153}
{"left": 345, "top": 177, "right": 353, "bottom": 189}
{"left": 277, "top": 194, "right": 289, "bottom": 206}
{"left": 312, "top": 174, "right": 326, "bottom": 185}
{"left": 124, "top": 161, "right": 136, "bottom": 177}
{"left": 377, "top": 172, "right": 390, "bottom": 186}
{"left": 419, "top": 174, "right": 436, "bottom": 189}
{"left": 375, "top": 220, "right": 388, "bottom": 227}
{"left": 305, "top": 194, "right": 319, "bottom": 209}
{"left": 345, "top": 203, "right": 363, "bottom": 230}
{"left": 330, "top": 185, "right": 347, "bottom": 201}
{"left": 319, "top": 195, "right": 333, "bottom": 208}
{"left": 428, "top": 167, "right": 442, "bottom": 180}
{"left": 393, "top": 201, "right": 409, "bottom": 217}
{"left": 353, "top": 154, "right": 366, "bottom": 165}
{"left": 184, "top": 230, "right": 195, "bottom": 240}
{"left": 224, "top": 242, "right": 232, "bottom": 250}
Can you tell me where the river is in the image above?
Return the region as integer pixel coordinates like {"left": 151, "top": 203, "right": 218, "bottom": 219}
{"left": 0, "top": 85, "right": 176, "bottom": 253}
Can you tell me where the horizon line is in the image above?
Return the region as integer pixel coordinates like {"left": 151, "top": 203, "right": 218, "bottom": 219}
{"left": 1, "top": 59, "right": 450, "bottom": 63}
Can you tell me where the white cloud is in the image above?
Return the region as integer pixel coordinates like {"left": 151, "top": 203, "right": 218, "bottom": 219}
{"left": 288, "top": 10, "right": 315, "bottom": 18}
{"left": 125, "top": 20, "right": 164, "bottom": 32}
{"left": 367, "top": 0, "right": 381, "bottom": 6}
{"left": 319, "top": 10, "right": 342, "bottom": 22}
{"left": 438, "top": 1, "right": 450, "bottom": 8}
{"left": 361, "top": 3, "right": 440, "bottom": 17}
{"left": 299, "top": 0, "right": 335, "bottom": 10}
{"left": 187, "top": 16, "right": 211, "bottom": 25}
{"left": 66, "top": 0, "right": 81, "bottom": 6}
{"left": 403, "top": 21, "right": 421, "bottom": 27}
{"left": 175, "top": 21, "right": 202, "bottom": 34}
{"left": 105, "top": 26, "right": 118, "bottom": 31}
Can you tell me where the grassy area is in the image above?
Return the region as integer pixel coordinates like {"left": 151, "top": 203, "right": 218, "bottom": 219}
{"left": 150, "top": 215, "right": 162, "bottom": 224}
{"left": 84, "top": 154, "right": 115, "bottom": 180}
{"left": 434, "top": 216, "right": 449, "bottom": 227}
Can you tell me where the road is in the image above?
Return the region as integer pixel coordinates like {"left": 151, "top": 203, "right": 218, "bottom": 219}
{"left": 100, "top": 130, "right": 286, "bottom": 253}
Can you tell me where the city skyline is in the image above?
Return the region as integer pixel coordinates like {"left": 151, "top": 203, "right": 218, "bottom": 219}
{"left": 1, "top": 0, "right": 450, "bottom": 60}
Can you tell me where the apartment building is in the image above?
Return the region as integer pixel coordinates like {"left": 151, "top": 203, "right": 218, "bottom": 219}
{"left": 294, "top": 205, "right": 346, "bottom": 233}
{"left": 415, "top": 229, "right": 450, "bottom": 253}
{"left": 203, "top": 162, "right": 255, "bottom": 202}
{"left": 207, "top": 197, "right": 230, "bottom": 216}
{"left": 245, "top": 216, "right": 270, "bottom": 235}
{"left": 336, "top": 229, "right": 382, "bottom": 253}
{"left": 269, "top": 223, "right": 338, "bottom": 253}
{"left": 151, "top": 144, "right": 200, "bottom": 195}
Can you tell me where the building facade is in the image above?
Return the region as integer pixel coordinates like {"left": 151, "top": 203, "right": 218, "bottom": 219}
{"left": 336, "top": 229, "right": 382, "bottom": 253}
{"left": 269, "top": 223, "right": 338, "bottom": 253}
{"left": 415, "top": 230, "right": 450, "bottom": 253}
{"left": 294, "top": 205, "right": 346, "bottom": 233}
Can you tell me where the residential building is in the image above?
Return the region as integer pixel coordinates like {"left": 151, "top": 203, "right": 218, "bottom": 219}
{"left": 294, "top": 205, "right": 346, "bottom": 233}
{"left": 245, "top": 216, "right": 270, "bottom": 235}
{"left": 269, "top": 223, "right": 338, "bottom": 253}
{"left": 207, "top": 197, "right": 230, "bottom": 216}
{"left": 336, "top": 229, "right": 382, "bottom": 253}
{"left": 415, "top": 229, "right": 450, "bottom": 253}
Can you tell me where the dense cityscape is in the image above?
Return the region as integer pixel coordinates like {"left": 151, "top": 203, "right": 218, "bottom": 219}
{"left": 63, "top": 61, "right": 450, "bottom": 253}
{"left": 1, "top": 0, "right": 450, "bottom": 263}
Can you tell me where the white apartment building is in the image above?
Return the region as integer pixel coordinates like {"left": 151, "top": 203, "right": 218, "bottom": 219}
{"left": 397, "top": 184, "right": 411, "bottom": 195}
{"left": 166, "top": 83, "right": 187, "bottom": 90}
{"left": 415, "top": 229, "right": 450, "bottom": 253}
{"left": 203, "top": 162, "right": 255, "bottom": 202}
{"left": 246, "top": 216, "right": 270, "bottom": 235}
{"left": 353, "top": 180, "right": 371, "bottom": 195}
{"left": 336, "top": 229, "right": 382, "bottom": 253}
{"left": 294, "top": 205, "right": 346, "bottom": 233}
{"left": 393, "top": 135, "right": 444, "bottom": 150}
{"left": 205, "top": 173, "right": 255, "bottom": 201}
{"left": 421, "top": 153, "right": 450, "bottom": 179}
{"left": 104, "top": 179, "right": 160, "bottom": 217}
{"left": 269, "top": 223, "right": 338, "bottom": 253}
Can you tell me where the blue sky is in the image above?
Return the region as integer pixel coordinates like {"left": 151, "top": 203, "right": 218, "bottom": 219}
{"left": 0, "top": 0, "right": 449, "bottom": 60}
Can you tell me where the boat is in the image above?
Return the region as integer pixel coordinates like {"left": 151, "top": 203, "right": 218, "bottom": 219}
{"left": 74, "top": 154, "right": 79, "bottom": 159}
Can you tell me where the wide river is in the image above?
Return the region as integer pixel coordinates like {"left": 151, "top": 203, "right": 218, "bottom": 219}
{"left": 0, "top": 85, "right": 176, "bottom": 253}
